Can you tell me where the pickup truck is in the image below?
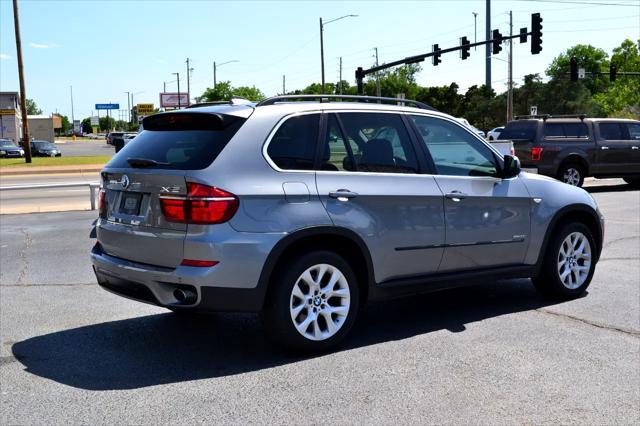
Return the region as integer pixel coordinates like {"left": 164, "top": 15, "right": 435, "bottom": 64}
{"left": 498, "top": 116, "right": 640, "bottom": 187}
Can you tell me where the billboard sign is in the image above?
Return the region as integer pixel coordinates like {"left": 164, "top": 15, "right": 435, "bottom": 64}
{"left": 160, "top": 93, "right": 189, "bottom": 108}
{"left": 90, "top": 116, "right": 99, "bottom": 126}
{"left": 95, "top": 103, "right": 119, "bottom": 110}
{"left": 137, "top": 103, "right": 154, "bottom": 115}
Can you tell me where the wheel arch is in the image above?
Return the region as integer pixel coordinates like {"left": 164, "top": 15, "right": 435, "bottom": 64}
{"left": 536, "top": 204, "right": 603, "bottom": 272}
{"left": 257, "top": 226, "right": 375, "bottom": 307}
{"left": 557, "top": 152, "right": 590, "bottom": 177}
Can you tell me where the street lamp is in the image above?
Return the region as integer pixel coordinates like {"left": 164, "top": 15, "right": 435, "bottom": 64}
{"left": 213, "top": 60, "right": 239, "bottom": 89}
{"left": 472, "top": 12, "right": 479, "bottom": 50}
{"left": 320, "top": 14, "right": 358, "bottom": 93}
{"left": 172, "top": 72, "right": 181, "bottom": 108}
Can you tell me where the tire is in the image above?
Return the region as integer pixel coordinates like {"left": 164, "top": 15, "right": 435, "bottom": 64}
{"left": 623, "top": 177, "right": 640, "bottom": 188}
{"left": 532, "top": 222, "right": 596, "bottom": 299}
{"left": 262, "top": 250, "right": 360, "bottom": 353}
{"left": 557, "top": 162, "right": 585, "bottom": 187}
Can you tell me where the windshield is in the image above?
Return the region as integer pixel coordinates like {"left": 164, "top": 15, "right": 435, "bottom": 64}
{"left": 499, "top": 121, "right": 538, "bottom": 141}
{"left": 0, "top": 140, "right": 17, "bottom": 147}
{"left": 33, "top": 141, "right": 53, "bottom": 148}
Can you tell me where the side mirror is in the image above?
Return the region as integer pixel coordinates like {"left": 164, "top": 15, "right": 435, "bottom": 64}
{"left": 502, "top": 154, "right": 521, "bottom": 179}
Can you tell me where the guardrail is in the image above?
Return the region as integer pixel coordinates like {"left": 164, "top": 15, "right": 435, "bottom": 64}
{"left": 0, "top": 182, "right": 101, "bottom": 210}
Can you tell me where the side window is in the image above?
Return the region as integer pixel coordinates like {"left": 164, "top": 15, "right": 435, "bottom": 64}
{"left": 563, "top": 123, "right": 588, "bottom": 138}
{"left": 267, "top": 114, "right": 320, "bottom": 170}
{"left": 545, "top": 123, "right": 565, "bottom": 137}
{"left": 323, "top": 115, "right": 354, "bottom": 171}
{"left": 410, "top": 115, "right": 498, "bottom": 177}
{"left": 627, "top": 123, "right": 640, "bottom": 141}
{"left": 337, "top": 112, "right": 418, "bottom": 174}
{"left": 599, "top": 123, "right": 623, "bottom": 140}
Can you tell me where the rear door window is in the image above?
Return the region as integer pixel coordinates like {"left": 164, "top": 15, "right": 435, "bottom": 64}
{"left": 266, "top": 113, "right": 320, "bottom": 170}
{"left": 599, "top": 123, "right": 623, "bottom": 140}
{"left": 627, "top": 123, "right": 640, "bottom": 141}
{"left": 106, "top": 113, "right": 246, "bottom": 170}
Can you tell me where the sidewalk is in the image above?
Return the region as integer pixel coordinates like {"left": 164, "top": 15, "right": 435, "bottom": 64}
{"left": 0, "top": 164, "right": 104, "bottom": 176}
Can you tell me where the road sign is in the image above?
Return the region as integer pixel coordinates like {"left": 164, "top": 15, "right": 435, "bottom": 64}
{"left": 0, "top": 109, "right": 16, "bottom": 115}
{"left": 578, "top": 68, "right": 586, "bottom": 79}
{"left": 137, "top": 103, "right": 154, "bottom": 115}
{"left": 95, "top": 103, "right": 119, "bottom": 110}
{"left": 90, "top": 116, "right": 99, "bottom": 126}
{"left": 531, "top": 106, "right": 538, "bottom": 115}
{"left": 160, "top": 93, "right": 189, "bottom": 108}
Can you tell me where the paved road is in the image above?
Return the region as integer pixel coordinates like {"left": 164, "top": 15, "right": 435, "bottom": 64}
{"left": 0, "top": 185, "right": 638, "bottom": 424}
{"left": 0, "top": 173, "right": 100, "bottom": 214}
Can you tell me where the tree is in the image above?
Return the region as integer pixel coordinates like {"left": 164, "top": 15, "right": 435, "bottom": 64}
{"left": 547, "top": 44, "right": 610, "bottom": 94}
{"left": 81, "top": 118, "right": 92, "bottom": 134}
{"left": 201, "top": 81, "right": 266, "bottom": 102}
{"left": 593, "top": 39, "right": 640, "bottom": 118}
{"left": 99, "top": 116, "right": 116, "bottom": 131}
{"left": 26, "top": 99, "right": 42, "bottom": 115}
{"left": 60, "top": 115, "right": 71, "bottom": 133}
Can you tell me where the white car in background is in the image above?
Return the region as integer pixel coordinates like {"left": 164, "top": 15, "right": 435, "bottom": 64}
{"left": 487, "top": 127, "right": 504, "bottom": 140}
{"left": 456, "top": 118, "right": 486, "bottom": 138}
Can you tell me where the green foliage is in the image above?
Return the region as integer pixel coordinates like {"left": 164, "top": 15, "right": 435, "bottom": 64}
{"left": 26, "top": 99, "right": 42, "bottom": 115}
{"left": 99, "top": 116, "right": 116, "bottom": 131}
{"left": 547, "top": 44, "right": 610, "bottom": 94}
{"left": 201, "top": 81, "right": 266, "bottom": 102}
{"left": 593, "top": 39, "right": 640, "bottom": 118}
{"left": 81, "top": 118, "right": 92, "bottom": 134}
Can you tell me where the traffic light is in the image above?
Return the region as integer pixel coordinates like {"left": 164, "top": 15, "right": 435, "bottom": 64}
{"left": 610, "top": 64, "right": 617, "bottom": 82}
{"left": 519, "top": 27, "right": 528, "bottom": 43}
{"left": 432, "top": 44, "right": 442, "bottom": 66}
{"left": 492, "top": 29, "right": 503, "bottom": 55}
{"left": 570, "top": 57, "right": 578, "bottom": 82}
{"left": 460, "top": 36, "right": 470, "bottom": 60}
{"left": 531, "top": 13, "right": 543, "bottom": 54}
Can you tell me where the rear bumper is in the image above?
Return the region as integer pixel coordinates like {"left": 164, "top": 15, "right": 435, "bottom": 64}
{"left": 91, "top": 242, "right": 273, "bottom": 312}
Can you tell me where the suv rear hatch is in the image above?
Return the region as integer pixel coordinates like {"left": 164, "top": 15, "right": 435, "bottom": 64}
{"left": 97, "top": 110, "right": 248, "bottom": 268}
{"left": 498, "top": 120, "right": 539, "bottom": 164}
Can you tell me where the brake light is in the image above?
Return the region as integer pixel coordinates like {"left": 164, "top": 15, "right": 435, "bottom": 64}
{"left": 98, "top": 189, "right": 107, "bottom": 218}
{"left": 531, "top": 147, "right": 544, "bottom": 161}
{"left": 159, "top": 182, "right": 238, "bottom": 224}
{"left": 180, "top": 259, "right": 219, "bottom": 267}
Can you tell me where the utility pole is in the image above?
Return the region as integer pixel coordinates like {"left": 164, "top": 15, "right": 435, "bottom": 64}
{"left": 485, "top": 0, "right": 491, "bottom": 89}
{"left": 125, "top": 91, "right": 131, "bottom": 124}
{"left": 186, "top": 58, "right": 191, "bottom": 105}
{"left": 173, "top": 72, "right": 181, "bottom": 108}
{"left": 339, "top": 56, "right": 343, "bottom": 94}
{"left": 12, "top": 0, "right": 31, "bottom": 162}
{"left": 507, "top": 10, "right": 514, "bottom": 122}
{"left": 374, "top": 47, "right": 381, "bottom": 97}
{"left": 282, "top": 75, "right": 286, "bottom": 94}
{"left": 320, "top": 18, "right": 325, "bottom": 93}
{"left": 163, "top": 81, "right": 166, "bottom": 93}
{"left": 213, "top": 61, "right": 216, "bottom": 88}
{"left": 70, "top": 85, "right": 75, "bottom": 140}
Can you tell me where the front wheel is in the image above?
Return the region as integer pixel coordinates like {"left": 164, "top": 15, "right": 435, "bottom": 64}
{"left": 262, "top": 251, "right": 360, "bottom": 352}
{"left": 558, "top": 163, "right": 585, "bottom": 187}
{"left": 533, "top": 222, "right": 596, "bottom": 299}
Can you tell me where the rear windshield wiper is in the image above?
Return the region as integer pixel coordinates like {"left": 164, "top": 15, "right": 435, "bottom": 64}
{"left": 127, "top": 157, "right": 171, "bottom": 168}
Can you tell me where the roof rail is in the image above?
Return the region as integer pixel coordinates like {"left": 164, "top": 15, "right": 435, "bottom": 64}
{"left": 186, "top": 97, "right": 254, "bottom": 109}
{"left": 255, "top": 94, "right": 437, "bottom": 111}
{"left": 515, "top": 113, "right": 586, "bottom": 121}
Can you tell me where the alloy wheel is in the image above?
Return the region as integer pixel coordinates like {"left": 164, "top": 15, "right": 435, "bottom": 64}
{"left": 289, "top": 263, "right": 351, "bottom": 341}
{"left": 557, "top": 231, "right": 592, "bottom": 289}
{"left": 563, "top": 168, "right": 581, "bottom": 186}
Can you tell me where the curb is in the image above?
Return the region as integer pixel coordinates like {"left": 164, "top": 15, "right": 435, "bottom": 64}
{"left": 0, "top": 165, "right": 104, "bottom": 176}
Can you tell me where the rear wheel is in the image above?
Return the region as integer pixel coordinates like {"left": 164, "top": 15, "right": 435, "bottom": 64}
{"left": 533, "top": 222, "right": 596, "bottom": 299}
{"left": 262, "top": 250, "right": 359, "bottom": 352}
{"left": 558, "top": 162, "right": 585, "bottom": 187}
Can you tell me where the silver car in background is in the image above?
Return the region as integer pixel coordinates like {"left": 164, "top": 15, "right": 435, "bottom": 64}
{"left": 91, "top": 95, "right": 604, "bottom": 352}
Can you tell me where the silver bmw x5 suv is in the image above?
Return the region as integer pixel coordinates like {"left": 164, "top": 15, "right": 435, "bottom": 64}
{"left": 91, "top": 95, "right": 604, "bottom": 351}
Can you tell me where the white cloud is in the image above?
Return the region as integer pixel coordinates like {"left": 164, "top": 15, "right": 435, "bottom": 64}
{"left": 0, "top": 53, "right": 11, "bottom": 60}
{"left": 29, "top": 42, "right": 58, "bottom": 49}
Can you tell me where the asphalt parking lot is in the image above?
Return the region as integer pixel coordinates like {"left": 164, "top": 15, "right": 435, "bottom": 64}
{"left": 55, "top": 140, "right": 114, "bottom": 157}
{"left": 1, "top": 181, "right": 638, "bottom": 424}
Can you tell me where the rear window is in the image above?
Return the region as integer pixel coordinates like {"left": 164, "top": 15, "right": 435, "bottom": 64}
{"left": 106, "top": 113, "right": 245, "bottom": 170}
{"left": 498, "top": 121, "right": 537, "bottom": 141}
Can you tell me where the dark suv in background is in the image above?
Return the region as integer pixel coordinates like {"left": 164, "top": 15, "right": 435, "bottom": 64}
{"left": 498, "top": 116, "right": 640, "bottom": 187}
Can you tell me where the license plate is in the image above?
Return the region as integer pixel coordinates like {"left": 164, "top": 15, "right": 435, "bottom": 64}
{"left": 119, "top": 192, "right": 142, "bottom": 215}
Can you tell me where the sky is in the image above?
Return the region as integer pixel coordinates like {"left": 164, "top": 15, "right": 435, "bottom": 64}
{"left": 0, "top": 0, "right": 639, "bottom": 120}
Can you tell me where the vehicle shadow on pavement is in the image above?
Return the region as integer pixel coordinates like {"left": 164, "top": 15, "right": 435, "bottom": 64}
{"left": 12, "top": 278, "right": 567, "bottom": 390}
{"left": 585, "top": 183, "right": 637, "bottom": 194}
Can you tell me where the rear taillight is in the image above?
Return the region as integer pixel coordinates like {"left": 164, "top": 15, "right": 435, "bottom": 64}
{"left": 531, "top": 147, "right": 544, "bottom": 161}
{"left": 159, "top": 182, "right": 238, "bottom": 224}
{"left": 98, "top": 189, "right": 107, "bottom": 218}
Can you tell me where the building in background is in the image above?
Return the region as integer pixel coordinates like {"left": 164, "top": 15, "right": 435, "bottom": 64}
{"left": 0, "top": 91, "right": 22, "bottom": 143}
{"left": 27, "top": 115, "right": 55, "bottom": 142}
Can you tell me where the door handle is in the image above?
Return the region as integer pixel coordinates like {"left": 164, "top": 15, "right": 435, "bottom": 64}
{"left": 445, "top": 191, "right": 467, "bottom": 202}
{"left": 600, "top": 146, "right": 610, "bottom": 150}
{"left": 329, "top": 190, "right": 358, "bottom": 201}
